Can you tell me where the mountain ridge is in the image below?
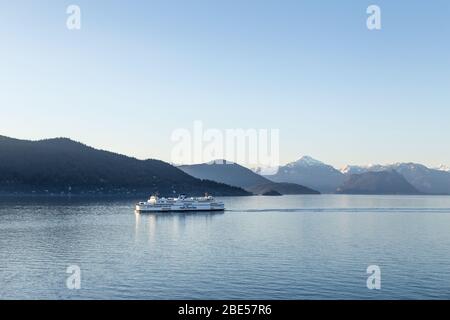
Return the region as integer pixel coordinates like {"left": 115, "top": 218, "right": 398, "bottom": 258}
{"left": 263, "top": 155, "right": 450, "bottom": 195}
{"left": 1, "top": 136, "right": 449, "bottom": 196}
{"left": 0, "top": 136, "right": 250, "bottom": 197}
{"left": 263, "top": 155, "right": 346, "bottom": 193}
{"left": 339, "top": 162, "right": 450, "bottom": 194}
{"left": 179, "top": 160, "right": 320, "bottom": 195}
{"left": 336, "top": 170, "right": 422, "bottom": 195}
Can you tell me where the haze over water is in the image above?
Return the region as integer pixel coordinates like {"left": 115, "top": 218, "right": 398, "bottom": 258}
{"left": 1, "top": 195, "right": 450, "bottom": 299}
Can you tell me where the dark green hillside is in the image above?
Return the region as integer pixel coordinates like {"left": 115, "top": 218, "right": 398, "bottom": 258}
{"left": 0, "top": 136, "right": 250, "bottom": 197}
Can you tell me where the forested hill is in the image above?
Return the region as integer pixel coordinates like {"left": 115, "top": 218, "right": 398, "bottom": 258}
{"left": 0, "top": 136, "right": 250, "bottom": 197}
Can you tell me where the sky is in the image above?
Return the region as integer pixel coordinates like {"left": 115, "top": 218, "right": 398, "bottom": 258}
{"left": 1, "top": 0, "right": 449, "bottom": 169}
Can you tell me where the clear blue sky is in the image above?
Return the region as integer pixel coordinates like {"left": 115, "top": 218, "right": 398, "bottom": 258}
{"left": 1, "top": 0, "right": 449, "bottom": 168}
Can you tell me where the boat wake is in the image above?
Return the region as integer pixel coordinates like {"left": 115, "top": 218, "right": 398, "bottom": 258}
{"left": 228, "top": 207, "right": 450, "bottom": 214}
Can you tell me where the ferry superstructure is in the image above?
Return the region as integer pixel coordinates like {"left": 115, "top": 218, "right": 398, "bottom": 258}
{"left": 135, "top": 195, "right": 225, "bottom": 213}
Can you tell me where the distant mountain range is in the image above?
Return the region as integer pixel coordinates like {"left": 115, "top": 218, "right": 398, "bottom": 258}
{"left": 179, "top": 160, "right": 319, "bottom": 195}
{"left": 336, "top": 170, "right": 421, "bottom": 195}
{"left": 0, "top": 136, "right": 250, "bottom": 197}
{"left": 256, "top": 155, "right": 450, "bottom": 195}
{"left": 339, "top": 163, "right": 450, "bottom": 195}
{"left": 1, "top": 134, "right": 449, "bottom": 197}
{"left": 262, "top": 156, "right": 346, "bottom": 193}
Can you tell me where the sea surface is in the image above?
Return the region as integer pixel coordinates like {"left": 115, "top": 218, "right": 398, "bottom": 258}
{"left": 1, "top": 195, "right": 450, "bottom": 300}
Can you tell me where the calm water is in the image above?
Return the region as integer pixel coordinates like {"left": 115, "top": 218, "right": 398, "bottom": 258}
{"left": 1, "top": 195, "right": 450, "bottom": 300}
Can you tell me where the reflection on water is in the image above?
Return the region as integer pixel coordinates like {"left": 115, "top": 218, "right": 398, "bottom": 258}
{"left": 1, "top": 195, "right": 450, "bottom": 299}
{"left": 135, "top": 211, "right": 224, "bottom": 243}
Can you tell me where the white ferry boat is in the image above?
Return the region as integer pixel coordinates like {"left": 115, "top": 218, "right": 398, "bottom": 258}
{"left": 135, "top": 194, "right": 225, "bottom": 213}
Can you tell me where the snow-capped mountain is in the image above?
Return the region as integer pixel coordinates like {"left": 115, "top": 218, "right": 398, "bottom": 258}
{"left": 435, "top": 165, "right": 450, "bottom": 172}
{"left": 391, "top": 163, "right": 450, "bottom": 194}
{"left": 340, "top": 164, "right": 389, "bottom": 175}
{"left": 340, "top": 162, "right": 450, "bottom": 195}
{"left": 264, "top": 156, "right": 346, "bottom": 193}
{"left": 258, "top": 155, "right": 450, "bottom": 195}
{"left": 340, "top": 165, "right": 369, "bottom": 175}
{"left": 286, "top": 156, "right": 325, "bottom": 168}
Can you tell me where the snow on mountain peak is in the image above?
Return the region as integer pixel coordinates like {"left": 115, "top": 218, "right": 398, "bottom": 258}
{"left": 435, "top": 164, "right": 450, "bottom": 172}
{"left": 340, "top": 163, "right": 400, "bottom": 175}
{"left": 288, "top": 156, "right": 325, "bottom": 167}
{"left": 339, "top": 162, "right": 437, "bottom": 175}
{"left": 340, "top": 164, "right": 376, "bottom": 175}
{"left": 340, "top": 165, "right": 364, "bottom": 174}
